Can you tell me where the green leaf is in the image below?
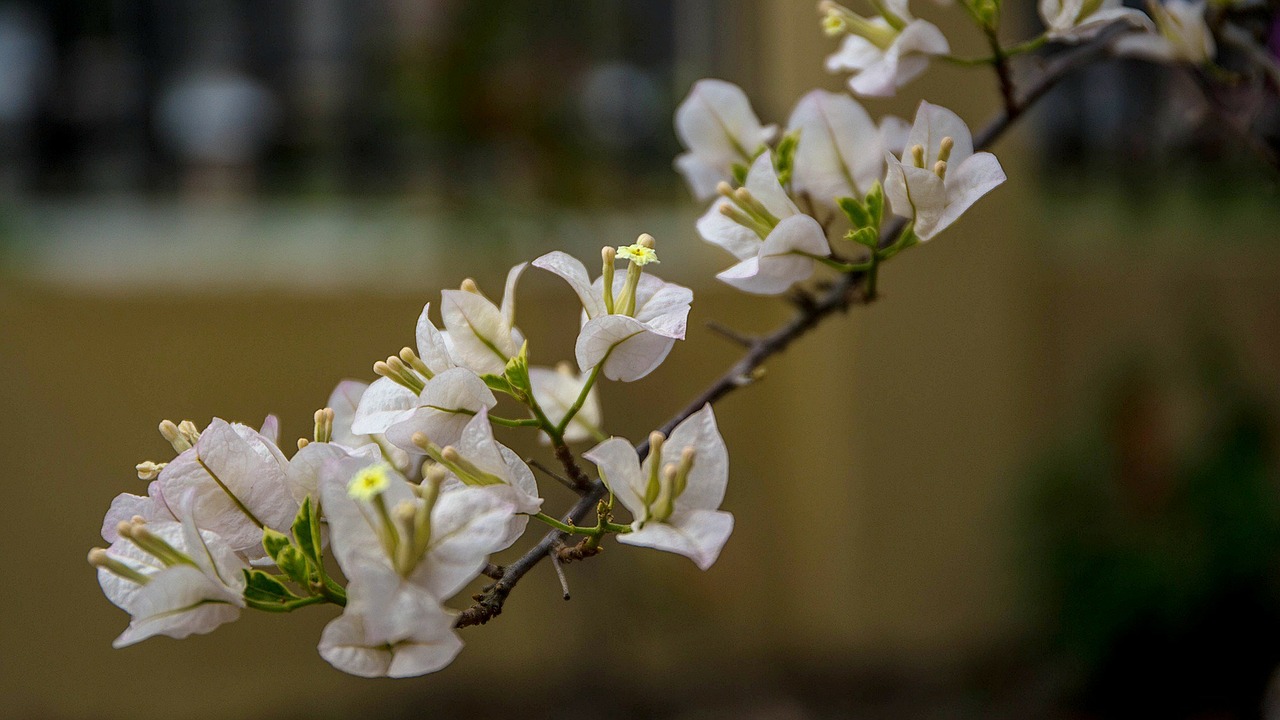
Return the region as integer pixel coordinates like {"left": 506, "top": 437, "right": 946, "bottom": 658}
{"left": 243, "top": 569, "right": 302, "bottom": 604}
{"left": 847, "top": 227, "right": 879, "bottom": 249}
{"left": 503, "top": 341, "right": 532, "bottom": 402}
{"left": 261, "top": 528, "right": 291, "bottom": 562}
{"left": 275, "top": 545, "right": 311, "bottom": 585}
{"left": 773, "top": 130, "right": 800, "bottom": 187}
{"left": 731, "top": 162, "right": 749, "bottom": 186}
{"left": 837, "top": 197, "right": 871, "bottom": 229}
{"left": 864, "top": 181, "right": 885, "bottom": 230}
{"left": 481, "top": 373, "right": 516, "bottom": 397}
{"left": 292, "top": 497, "right": 320, "bottom": 565}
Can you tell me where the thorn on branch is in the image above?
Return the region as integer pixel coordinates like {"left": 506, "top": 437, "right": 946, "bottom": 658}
{"left": 550, "top": 552, "right": 571, "bottom": 600}
{"left": 528, "top": 458, "right": 579, "bottom": 493}
{"left": 706, "top": 320, "right": 757, "bottom": 348}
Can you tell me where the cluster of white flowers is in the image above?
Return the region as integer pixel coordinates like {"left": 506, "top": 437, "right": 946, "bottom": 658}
{"left": 90, "top": 231, "right": 732, "bottom": 677}
{"left": 88, "top": 0, "right": 1248, "bottom": 680}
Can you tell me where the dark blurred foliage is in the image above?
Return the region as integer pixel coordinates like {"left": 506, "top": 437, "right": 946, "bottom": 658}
{"left": 1027, "top": 336, "right": 1280, "bottom": 718}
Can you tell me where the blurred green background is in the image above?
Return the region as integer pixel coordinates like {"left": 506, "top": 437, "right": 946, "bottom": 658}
{"left": 2, "top": 0, "right": 1280, "bottom": 718}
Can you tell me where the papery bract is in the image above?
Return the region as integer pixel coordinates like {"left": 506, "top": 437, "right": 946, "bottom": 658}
{"left": 824, "top": 7, "right": 950, "bottom": 98}
{"left": 788, "top": 89, "right": 884, "bottom": 205}
{"left": 674, "top": 79, "right": 777, "bottom": 200}
{"left": 439, "top": 264, "right": 527, "bottom": 376}
{"left": 319, "top": 455, "right": 514, "bottom": 649}
{"left": 96, "top": 510, "right": 247, "bottom": 648}
{"left": 696, "top": 151, "right": 831, "bottom": 295}
{"left": 532, "top": 250, "right": 692, "bottom": 382}
{"left": 319, "top": 607, "right": 462, "bottom": 679}
{"left": 883, "top": 101, "right": 1006, "bottom": 241}
{"left": 381, "top": 367, "right": 498, "bottom": 451}
{"left": 584, "top": 404, "right": 734, "bottom": 570}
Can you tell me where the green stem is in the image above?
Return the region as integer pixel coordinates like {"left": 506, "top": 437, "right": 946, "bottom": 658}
{"left": 529, "top": 512, "right": 631, "bottom": 536}
{"left": 554, "top": 364, "right": 602, "bottom": 437}
{"left": 802, "top": 252, "right": 873, "bottom": 273}
{"left": 244, "top": 594, "right": 330, "bottom": 613}
{"left": 531, "top": 512, "right": 600, "bottom": 536}
{"left": 490, "top": 416, "right": 543, "bottom": 428}
{"left": 939, "top": 34, "right": 1047, "bottom": 65}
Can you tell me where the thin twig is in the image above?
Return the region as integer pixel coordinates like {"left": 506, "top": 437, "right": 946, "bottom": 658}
{"left": 528, "top": 458, "right": 578, "bottom": 493}
{"left": 453, "top": 23, "right": 1136, "bottom": 630}
{"left": 706, "top": 320, "right": 757, "bottom": 348}
{"left": 550, "top": 552, "right": 571, "bottom": 600}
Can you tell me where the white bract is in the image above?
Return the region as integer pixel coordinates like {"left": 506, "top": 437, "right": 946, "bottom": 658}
{"left": 439, "top": 264, "right": 527, "bottom": 376}
{"left": 92, "top": 507, "right": 247, "bottom": 648}
{"left": 787, "top": 89, "right": 885, "bottom": 205}
{"left": 529, "top": 363, "right": 604, "bottom": 444}
{"left": 1112, "top": 0, "right": 1214, "bottom": 64}
{"left": 105, "top": 419, "right": 296, "bottom": 563}
{"left": 696, "top": 151, "right": 831, "bottom": 295}
{"left": 323, "top": 379, "right": 411, "bottom": 472}
{"left": 318, "top": 456, "right": 515, "bottom": 677}
{"left": 883, "top": 101, "right": 1006, "bottom": 241}
{"left": 532, "top": 238, "right": 692, "bottom": 382}
{"left": 412, "top": 408, "right": 543, "bottom": 549}
{"left": 1040, "top": 0, "right": 1154, "bottom": 41}
{"left": 319, "top": 608, "right": 462, "bottom": 679}
{"left": 674, "top": 79, "right": 777, "bottom": 200}
{"left": 584, "top": 405, "right": 734, "bottom": 570}
{"left": 821, "top": 0, "right": 950, "bottom": 98}
{"left": 353, "top": 366, "right": 498, "bottom": 455}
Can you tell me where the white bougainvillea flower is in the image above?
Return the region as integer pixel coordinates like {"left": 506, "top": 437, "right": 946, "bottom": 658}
{"left": 1040, "top": 0, "right": 1154, "bottom": 41}
{"left": 584, "top": 404, "right": 733, "bottom": 570}
{"left": 412, "top": 408, "right": 542, "bottom": 549}
{"left": 439, "top": 264, "right": 527, "bottom": 376}
{"left": 532, "top": 237, "right": 692, "bottom": 382}
{"left": 319, "top": 455, "right": 514, "bottom": 659}
{"left": 821, "top": 0, "right": 950, "bottom": 98}
{"left": 91, "top": 503, "right": 247, "bottom": 648}
{"left": 380, "top": 367, "right": 498, "bottom": 452}
{"left": 1112, "top": 0, "right": 1214, "bottom": 64}
{"left": 787, "top": 89, "right": 884, "bottom": 205}
{"left": 696, "top": 151, "right": 831, "bottom": 295}
{"left": 110, "top": 419, "right": 295, "bottom": 563}
{"left": 323, "top": 379, "right": 411, "bottom": 473}
{"left": 879, "top": 114, "right": 912, "bottom": 156}
{"left": 529, "top": 363, "right": 604, "bottom": 444}
{"left": 318, "top": 606, "right": 462, "bottom": 679}
{"left": 883, "top": 101, "right": 1006, "bottom": 241}
{"left": 155, "top": 419, "right": 296, "bottom": 562}
{"left": 674, "top": 79, "right": 778, "bottom": 200}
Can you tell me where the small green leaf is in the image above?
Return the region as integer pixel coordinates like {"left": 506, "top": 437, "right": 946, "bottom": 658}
{"left": 847, "top": 227, "right": 879, "bottom": 249}
{"left": 275, "top": 545, "right": 311, "bottom": 585}
{"left": 262, "top": 528, "right": 291, "bottom": 561}
{"left": 243, "top": 569, "right": 302, "bottom": 604}
{"left": 864, "top": 181, "right": 885, "bottom": 230}
{"left": 481, "top": 373, "right": 516, "bottom": 397}
{"left": 503, "top": 341, "right": 532, "bottom": 401}
{"left": 292, "top": 497, "right": 320, "bottom": 565}
{"left": 773, "top": 130, "right": 800, "bottom": 187}
{"left": 837, "top": 197, "right": 871, "bottom": 229}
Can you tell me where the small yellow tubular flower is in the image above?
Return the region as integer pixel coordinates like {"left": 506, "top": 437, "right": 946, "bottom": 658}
{"left": 348, "top": 463, "right": 392, "bottom": 501}
{"left": 617, "top": 243, "right": 659, "bottom": 266}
